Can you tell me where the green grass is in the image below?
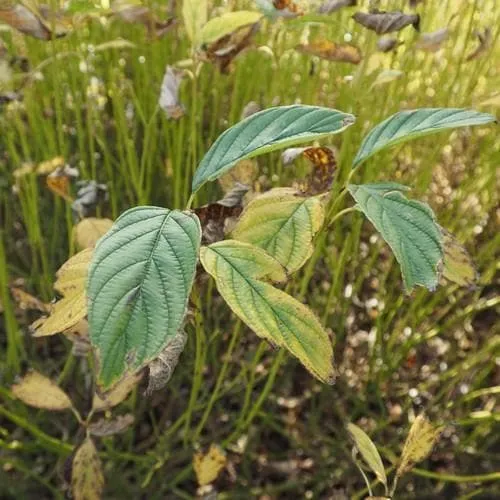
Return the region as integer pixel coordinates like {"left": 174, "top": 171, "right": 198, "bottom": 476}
{"left": 0, "top": 0, "right": 499, "bottom": 498}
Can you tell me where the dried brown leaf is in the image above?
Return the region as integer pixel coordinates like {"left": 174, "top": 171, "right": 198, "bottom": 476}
{"left": 296, "top": 40, "right": 362, "bottom": 64}
{"left": 12, "top": 371, "right": 73, "bottom": 411}
{"left": 353, "top": 10, "right": 420, "bottom": 35}
{"left": 377, "top": 37, "right": 402, "bottom": 52}
{"left": 10, "top": 287, "right": 49, "bottom": 312}
{"left": 416, "top": 27, "right": 448, "bottom": 52}
{"left": 89, "top": 414, "right": 134, "bottom": 437}
{"left": 72, "top": 437, "right": 104, "bottom": 500}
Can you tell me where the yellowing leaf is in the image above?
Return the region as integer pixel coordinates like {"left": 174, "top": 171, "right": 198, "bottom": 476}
{"left": 72, "top": 437, "right": 104, "bottom": 500}
{"left": 232, "top": 188, "right": 324, "bottom": 273}
{"left": 347, "top": 423, "right": 387, "bottom": 489}
{"left": 73, "top": 218, "right": 114, "bottom": 250}
{"left": 92, "top": 371, "right": 143, "bottom": 412}
{"left": 200, "top": 240, "right": 335, "bottom": 383}
{"left": 200, "top": 11, "right": 263, "bottom": 46}
{"left": 441, "top": 229, "right": 477, "bottom": 287}
{"left": 218, "top": 159, "right": 258, "bottom": 193}
{"left": 396, "top": 414, "right": 443, "bottom": 478}
{"left": 193, "top": 444, "right": 227, "bottom": 486}
{"left": 11, "top": 371, "right": 73, "bottom": 411}
{"left": 31, "top": 249, "right": 92, "bottom": 337}
{"left": 182, "top": 0, "right": 207, "bottom": 47}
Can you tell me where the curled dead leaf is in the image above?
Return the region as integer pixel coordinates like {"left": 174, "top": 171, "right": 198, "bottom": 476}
{"left": 89, "top": 414, "right": 135, "bottom": 437}
{"left": 159, "top": 65, "right": 185, "bottom": 120}
{"left": 296, "top": 40, "right": 362, "bottom": 64}
{"left": 377, "top": 37, "right": 402, "bottom": 52}
{"left": 416, "top": 28, "right": 448, "bottom": 52}
{"left": 466, "top": 28, "right": 491, "bottom": 61}
{"left": 10, "top": 286, "right": 49, "bottom": 313}
{"left": 353, "top": 10, "right": 420, "bottom": 34}
{"left": 144, "top": 330, "right": 187, "bottom": 394}
{"left": 317, "top": 0, "right": 357, "bottom": 14}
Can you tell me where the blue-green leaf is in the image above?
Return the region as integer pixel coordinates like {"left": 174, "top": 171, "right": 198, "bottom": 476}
{"left": 348, "top": 183, "right": 443, "bottom": 292}
{"left": 192, "top": 105, "right": 355, "bottom": 193}
{"left": 353, "top": 108, "right": 496, "bottom": 168}
{"left": 87, "top": 206, "right": 201, "bottom": 390}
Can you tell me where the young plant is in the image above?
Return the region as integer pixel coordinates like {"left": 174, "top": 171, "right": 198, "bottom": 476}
{"left": 20, "top": 104, "right": 495, "bottom": 497}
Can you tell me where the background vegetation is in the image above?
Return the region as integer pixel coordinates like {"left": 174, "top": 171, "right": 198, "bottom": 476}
{"left": 0, "top": 0, "right": 498, "bottom": 498}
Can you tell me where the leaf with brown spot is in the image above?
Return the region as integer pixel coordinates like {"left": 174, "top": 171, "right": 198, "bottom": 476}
{"left": 73, "top": 218, "right": 113, "bottom": 250}
{"left": 31, "top": 248, "right": 92, "bottom": 337}
{"left": 193, "top": 444, "right": 227, "bottom": 486}
{"left": 10, "top": 287, "right": 49, "bottom": 313}
{"left": 159, "top": 65, "right": 185, "bottom": 120}
{"left": 72, "top": 437, "right": 104, "bottom": 500}
{"left": 194, "top": 184, "right": 249, "bottom": 244}
{"left": 416, "top": 27, "right": 448, "bottom": 52}
{"left": 317, "top": 0, "right": 357, "bottom": 14}
{"left": 92, "top": 371, "right": 143, "bottom": 412}
{"left": 11, "top": 371, "right": 73, "bottom": 411}
{"left": 466, "top": 28, "right": 491, "bottom": 61}
{"left": 89, "top": 414, "right": 134, "bottom": 437}
{"left": 353, "top": 10, "right": 420, "bottom": 34}
{"left": 296, "top": 40, "right": 362, "bottom": 64}
{"left": 440, "top": 228, "right": 477, "bottom": 287}
{"left": 282, "top": 146, "right": 337, "bottom": 195}
{"left": 396, "top": 414, "right": 443, "bottom": 478}
{"left": 144, "top": 330, "right": 187, "bottom": 394}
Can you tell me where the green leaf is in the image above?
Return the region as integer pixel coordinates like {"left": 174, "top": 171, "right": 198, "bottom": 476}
{"left": 192, "top": 105, "right": 355, "bottom": 193}
{"left": 347, "top": 423, "right": 388, "bottom": 490}
{"left": 347, "top": 183, "right": 443, "bottom": 291}
{"left": 231, "top": 188, "right": 325, "bottom": 273}
{"left": 87, "top": 206, "right": 201, "bottom": 390}
{"left": 353, "top": 108, "right": 496, "bottom": 168}
{"left": 200, "top": 240, "right": 335, "bottom": 383}
{"left": 182, "top": 0, "right": 207, "bottom": 47}
{"left": 200, "top": 10, "right": 263, "bottom": 45}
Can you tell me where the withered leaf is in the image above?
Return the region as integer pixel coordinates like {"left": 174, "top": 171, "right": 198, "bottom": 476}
{"left": 466, "top": 28, "right": 492, "bottom": 61}
{"left": 353, "top": 10, "right": 420, "bottom": 34}
{"left": 73, "top": 218, "right": 114, "bottom": 250}
{"left": 194, "top": 184, "right": 249, "bottom": 244}
{"left": 296, "top": 40, "right": 362, "bottom": 64}
{"left": 193, "top": 444, "right": 227, "bottom": 486}
{"left": 0, "top": 3, "right": 70, "bottom": 40}
{"left": 272, "top": 0, "right": 303, "bottom": 17}
{"left": 112, "top": 0, "right": 175, "bottom": 38}
{"left": 12, "top": 371, "right": 73, "bottom": 411}
{"left": 159, "top": 65, "right": 185, "bottom": 120}
{"left": 416, "top": 27, "right": 448, "bottom": 52}
{"left": 144, "top": 330, "right": 187, "bottom": 395}
{"left": 92, "top": 371, "right": 143, "bottom": 412}
{"left": 240, "top": 101, "right": 261, "bottom": 120}
{"left": 72, "top": 437, "right": 104, "bottom": 500}
{"left": 72, "top": 180, "right": 108, "bottom": 219}
{"left": 47, "top": 169, "right": 73, "bottom": 202}
{"left": 10, "top": 286, "right": 49, "bottom": 313}
{"left": 317, "top": 0, "right": 357, "bottom": 14}
{"left": 201, "top": 22, "right": 260, "bottom": 74}
{"left": 377, "top": 37, "right": 402, "bottom": 52}
{"left": 440, "top": 228, "right": 477, "bottom": 287}
{"left": 89, "top": 414, "right": 134, "bottom": 437}
{"left": 396, "top": 414, "right": 443, "bottom": 478}
{"left": 282, "top": 146, "right": 337, "bottom": 195}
